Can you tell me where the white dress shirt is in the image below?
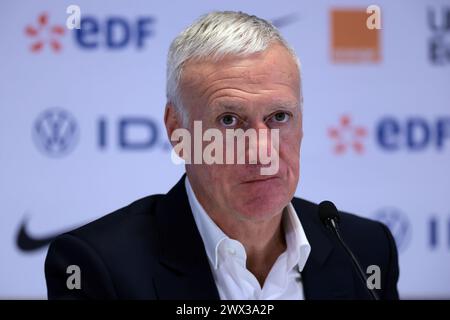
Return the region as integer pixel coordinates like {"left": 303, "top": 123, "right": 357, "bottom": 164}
{"left": 185, "top": 177, "right": 311, "bottom": 300}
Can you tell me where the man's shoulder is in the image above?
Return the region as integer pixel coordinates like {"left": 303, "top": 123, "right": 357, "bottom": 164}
{"left": 45, "top": 194, "right": 168, "bottom": 299}
{"left": 58, "top": 194, "right": 165, "bottom": 250}
{"left": 292, "top": 197, "right": 399, "bottom": 299}
{"left": 292, "top": 197, "right": 385, "bottom": 228}
{"left": 292, "top": 197, "right": 395, "bottom": 266}
{"left": 292, "top": 197, "right": 391, "bottom": 246}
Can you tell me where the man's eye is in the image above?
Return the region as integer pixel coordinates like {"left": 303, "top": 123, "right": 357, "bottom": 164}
{"left": 271, "top": 112, "right": 290, "bottom": 123}
{"left": 219, "top": 114, "right": 238, "bottom": 127}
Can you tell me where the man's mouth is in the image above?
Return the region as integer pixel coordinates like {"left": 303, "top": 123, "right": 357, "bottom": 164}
{"left": 242, "top": 176, "right": 280, "bottom": 184}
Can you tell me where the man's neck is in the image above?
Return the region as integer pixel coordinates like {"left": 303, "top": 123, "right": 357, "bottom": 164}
{"left": 187, "top": 176, "right": 288, "bottom": 286}
{"left": 208, "top": 207, "right": 287, "bottom": 287}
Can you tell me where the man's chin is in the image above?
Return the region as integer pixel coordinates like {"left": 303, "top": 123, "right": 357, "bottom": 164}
{"left": 231, "top": 192, "right": 289, "bottom": 222}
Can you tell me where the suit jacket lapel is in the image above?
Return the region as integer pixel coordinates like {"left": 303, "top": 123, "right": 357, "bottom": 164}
{"left": 153, "top": 175, "right": 220, "bottom": 300}
{"left": 295, "top": 199, "right": 357, "bottom": 299}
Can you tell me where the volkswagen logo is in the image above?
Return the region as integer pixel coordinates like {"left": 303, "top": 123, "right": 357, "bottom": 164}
{"left": 32, "top": 108, "right": 79, "bottom": 157}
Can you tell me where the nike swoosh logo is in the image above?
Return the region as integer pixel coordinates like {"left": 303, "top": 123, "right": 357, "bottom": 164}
{"left": 16, "top": 216, "right": 76, "bottom": 251}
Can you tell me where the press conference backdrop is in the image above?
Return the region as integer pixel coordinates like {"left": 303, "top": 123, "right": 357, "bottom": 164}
{"left": 1, "top": 0, "right": 449, "bottom": 299}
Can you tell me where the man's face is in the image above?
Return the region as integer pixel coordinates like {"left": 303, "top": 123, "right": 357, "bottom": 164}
{"left": 176, "top": 44, "right": 302, "bottom": 222}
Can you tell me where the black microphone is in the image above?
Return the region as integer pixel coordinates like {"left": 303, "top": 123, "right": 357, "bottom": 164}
{"left": 318, "top": 200, "right": 380, "bottom": 300}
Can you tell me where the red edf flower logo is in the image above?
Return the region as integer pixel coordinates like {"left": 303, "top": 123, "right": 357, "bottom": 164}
{"left": 328, "top": 115, "right": 367, "bottom": 154}
{"left": 25, "top": 13, "right": 65, "bottom": 53}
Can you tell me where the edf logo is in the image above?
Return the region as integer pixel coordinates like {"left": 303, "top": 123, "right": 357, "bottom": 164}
{"left": 75, "top": 16, "right": 154, "bottom": 49}
{"left": 377, "top": 117, "right": 450, "bottom": 151}
{"left": 329, "top": 115, "right": 450, "bottom": 154}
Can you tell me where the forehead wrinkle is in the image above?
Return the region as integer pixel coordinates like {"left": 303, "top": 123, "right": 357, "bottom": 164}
{"left": 180, "top": 54, "right": 300, "bottom": 113}
{"left": 199, "top": 72, "right": 298, "bottom": 100}
{"left": 206, "top": 68, "right": 294, "bottom": 85}
{"left": 205, "top": 83, "right": 299, "bottom": 106}
{"left": 202, "top": 64, "right": 255, "bottom": 80}
{"left": 205, "top": 86, "right": 277, "bottom": 107}
{"left": 182, "top": 60, "right": 298, "bottom": 98}
{"left": 181, "top": 61, "right": 252, "bottom": 88}
{"left": 200, "top": 68, "right": 275, "bottom": 91}
{"left": 205, "top": 88, "right": 253, "bottom": 109}
{"left": 198, "top": 76, "right": 253, "bottom": 99}
{"left": 208, "top": 91, "right": 298, "bottom": 114}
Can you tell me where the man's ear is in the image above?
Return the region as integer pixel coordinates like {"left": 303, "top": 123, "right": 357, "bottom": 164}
{"left": 164, "top": 102, "right": 181, "bottom": 148}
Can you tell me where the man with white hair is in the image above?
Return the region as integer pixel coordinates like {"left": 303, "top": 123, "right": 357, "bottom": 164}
{"left": 45, "top": 11, "right": 399, "bottom": 300}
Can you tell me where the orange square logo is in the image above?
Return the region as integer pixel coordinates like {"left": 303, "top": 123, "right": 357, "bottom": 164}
{"left": 331, "top": 8, "right": 381, "bottom": 63}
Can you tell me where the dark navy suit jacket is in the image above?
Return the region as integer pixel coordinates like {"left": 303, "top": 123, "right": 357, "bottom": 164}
{"left": 45, "top": 175, "right": 399, "bottom": 299}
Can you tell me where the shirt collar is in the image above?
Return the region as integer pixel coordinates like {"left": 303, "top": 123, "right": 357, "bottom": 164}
{"left": 283, "top": 202, "right": 311, "bottom": 273}
{"left": 185, "top": 177, "right": 311, "bottom": 271}
{"left": 185, "top": 177, "right": 227, "bottom": 269}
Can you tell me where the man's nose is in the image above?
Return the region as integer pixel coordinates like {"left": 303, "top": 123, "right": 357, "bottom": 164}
{"left": 246, "top": 121, "right": 274, "bottom": 165}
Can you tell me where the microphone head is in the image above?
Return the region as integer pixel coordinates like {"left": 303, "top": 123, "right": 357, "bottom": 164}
{"left": 318, "top": 200, "right": 340, "bottom": 226}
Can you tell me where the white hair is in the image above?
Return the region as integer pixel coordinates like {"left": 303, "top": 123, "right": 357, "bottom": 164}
{"left": 166, "top": 11, "right": 301, "bottom": 124}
